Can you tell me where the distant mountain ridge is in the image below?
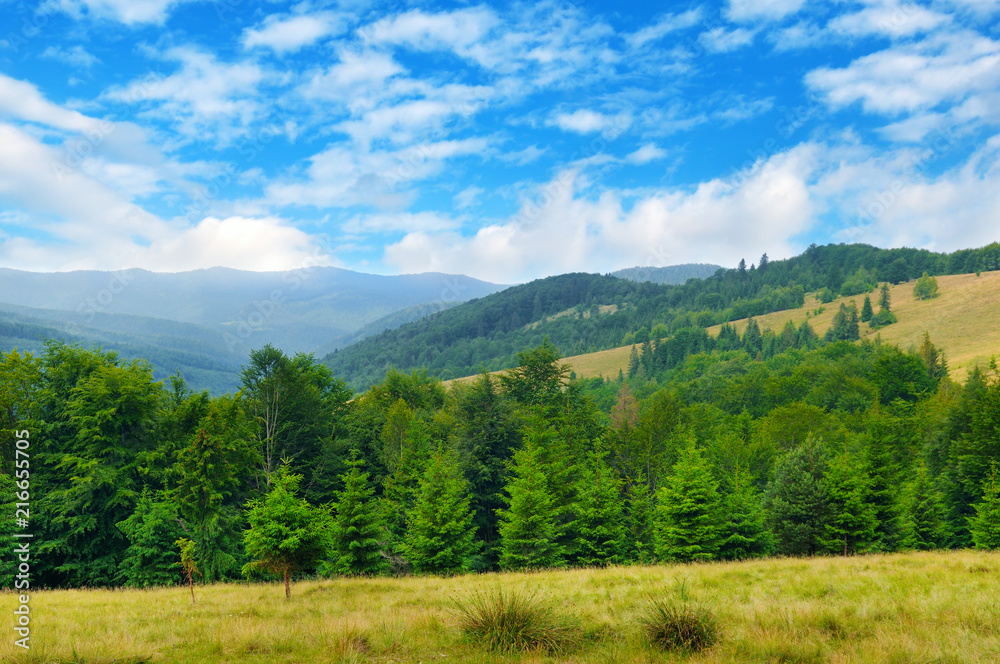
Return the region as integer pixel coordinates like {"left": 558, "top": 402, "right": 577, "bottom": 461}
{"left": 612, "top": 263, "right": 723, "bottom": 284}
{"left": 0, "top": 266, "right": 506, "bottom": 392}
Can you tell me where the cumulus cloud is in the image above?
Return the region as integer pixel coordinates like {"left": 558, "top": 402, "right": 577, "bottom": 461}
{"left": 626, "top": 144, "right": 667, "bottom": 164}
{"left": 700, "top": 27, "right": 757, "bottom": 53}
{"left": 726, "top": 0, "right": 807, "bottom": 23}
{"left": 549, "top": 109, "right": 631, "bottom": 135}
{"left": 242, "top": 12, "right": 346, "bottom": 54}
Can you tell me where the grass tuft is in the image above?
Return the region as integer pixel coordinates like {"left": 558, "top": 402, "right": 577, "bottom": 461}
{"left": 452, "top": 587, "right": 580, "bottom": 653}
{"left": 638, "top": 598, "right": 719, "bottom": 652}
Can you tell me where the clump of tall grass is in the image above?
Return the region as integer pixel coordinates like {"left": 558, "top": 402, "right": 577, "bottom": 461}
{"left": 452, "top": 587, "right": 580, "bottom": 653}
{"left": 638, "top": 598, "right": 719, "bottom": 652}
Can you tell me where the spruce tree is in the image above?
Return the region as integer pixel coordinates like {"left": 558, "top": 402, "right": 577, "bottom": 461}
{"left": 820, "top": 449, "right": 878, "bottom": 556}
{"left": 116, "top": 488, "right": 186, "bottom": 587}
{"left": 719, "top": 467, "right": 773, "bottom": 560}
{"left": 861, "top": 295, "right": 874, "bottom": 322}
{"left": 899, "top": 462, "right": 947, "bottom": 550}
{"left": 743, "top": 318, "right": 763, "bottom": 357}
{"left": 401, "top": 444, "right": 480, "bottom": 575}
{"left": 327, "top": 451, "right": 386, "bottom": 576}
{"left": 626, "top": 474, "right": 655, "bottom": 564}
{"left": 879, "top": 282, "right": 891, "bottom": 311}
{"left": 865, "top": 409, "right": 902, "bottom": 550}
{"left": 497, "top": 439, "right": 564, "bottom": 570}
{"left": 969, "top": 461, "right": 1000, "bottom": 550}
{"left": 380, "top": 417, "right": 431, "bottom": 555}
{"left": 765, "top": 439, "right": 827, "bottom": 556}
{"left": 572, "top": 444, "right": 626, "bottom": 567}
{"left": 654, "top": 440, "right": 723, "bottom": 562}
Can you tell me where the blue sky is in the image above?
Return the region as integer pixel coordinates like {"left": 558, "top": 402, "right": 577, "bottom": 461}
{"left": 0, "top": 0, "right": 998, "bottom": 283}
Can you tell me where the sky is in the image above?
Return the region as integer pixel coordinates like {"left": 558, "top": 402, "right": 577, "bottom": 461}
{"left": 0, "top": 0, "right": 998, "bottom": 283}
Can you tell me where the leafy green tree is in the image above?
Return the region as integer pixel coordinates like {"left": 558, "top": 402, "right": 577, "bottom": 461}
{"left": 116, "top": 488, "right": 186, "bottom": 587}
{"left": 718, "top": 467, "right": 772, "bottom": 560}
{"left": 572, "top": 444, "right": 626, "bottom": 566}
{"left": 654, "top": 440, "right": 723, "bottom": 562}
{"left": 499, "top": 339, "right": 569, "bottom": 411}
{"left": 497, "top": 438, "right": 564, "bottom": 570}
{"left": 327, "top": 451, "right": 385, "bottom": 576}
{"left": 242, "top": 464, "right": 333, "bottom": 598}
{"left": 402, "top": 444, "right": 480, "bottom": 575}
{"left": 765, "top": 439, "right": 827, "bottom": 556}
{"left": 899, "top": 463, "right": 947, "bottom": 550}
{"left": 913, "top": 272, "right": 939, "bottom": 300}
{"left": 820, "top": 449, "right": 878, "bottom": 555}
{"left": 969, "top": 461, "right": 1000, "bottom": 550}
{"left": 860, "top": 295, "right": 874, "bottom": 323}
{"left": 175, "top": 537, "right": 200, "bottom": 604}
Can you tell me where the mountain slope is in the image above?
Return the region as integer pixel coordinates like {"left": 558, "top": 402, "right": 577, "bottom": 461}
{"left": 612, "top": 263, "right": 723, "bottom": 284}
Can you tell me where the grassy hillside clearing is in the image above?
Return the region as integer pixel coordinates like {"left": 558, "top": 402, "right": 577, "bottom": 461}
{"left": 3, "top": 551, "right": 1000, "bottom": 663}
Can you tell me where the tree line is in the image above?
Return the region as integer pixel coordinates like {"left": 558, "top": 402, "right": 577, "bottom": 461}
{"left": 2, "top": 320, "right": 999, "bottom": 589}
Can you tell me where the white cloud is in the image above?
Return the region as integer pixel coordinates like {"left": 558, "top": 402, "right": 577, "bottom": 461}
{"left": 726, "top": 0, "right": 807, "bottom": 23}
{"left": 806, "top": 31, "right": 1000, "bottom": 117}
{"left": 383, "top": 147, "right": 818, "bottom": 283}
{"left": 50, "top": 0, "right": 195, "bottom": 25}
{"left": 454, "top": 185, "right": 484, "bottom": 210}
{"left": 829, "top": 4, "right": 950, "bottom": 39}
{"left": 500, "top": 145, "right": 546, "bottom": 165}
{"left": 365, "top": 7, "right": 498, "bottom": 52}
{"left": 41, "top": 45, "right": 99, "bottom": 68}
{"left": 626, "top": 9, "right": 703, "bottom": 49}
{"left": 700, "top": 27, "right": 757, "bottom": 53}
{"left": 242, "top": 12, "right": 345, "bottom": 54}
{"left": 626, "top": 144, "right": 667, "bottom": 164}
{"left": 105, "top": 47, "right": 267, "bottom": 142}
{"left": 549, "top": 109, "right": 631, "bottom": 135}
{"left": 0, "top": 73, "right": 98, "bottom": 132}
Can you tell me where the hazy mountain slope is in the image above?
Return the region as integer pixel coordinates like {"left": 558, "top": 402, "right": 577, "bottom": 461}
{"left": 0, "top": 267, "right": 506, "bottom": 355}
{"left": 612, "top": 263, "right": 723, "bottom": 284}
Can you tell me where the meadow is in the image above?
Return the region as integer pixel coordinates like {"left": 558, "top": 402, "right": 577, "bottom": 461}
{"left": 3, "top": 550, "right": 1000, "bottom": 664}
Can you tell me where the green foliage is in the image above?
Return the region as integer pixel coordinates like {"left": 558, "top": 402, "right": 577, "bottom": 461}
{"left": 860, "top": 295, "right": 874, "bottom": 323}
{"left": 453, "top": 588, "right": 581, "bottom": 654}
{"left": 175, "top": 537, "right": 200, "bottom": 604}
{"left": 497, "top": 438, "right": 564, "bottom": 571}
{"left": 968, "top": 462, "right": 1000, "bottom": 550}
{"left": 820, "top": 450, "right": 878, "bottom": 555}
{"left": 241, "top": 464, "right": 333, "bottom": 598}
{"left": 402, "top": 444, "right": 480, "bottom": 575}
{"left": 639, "top": 599, "right": 719, "bottom": 652}
{"left": 825, "top": 303, "right": 860, "bottom": 342}
{"left": 654, "top": 441, "right": 723, "bottom": 562}
{"left": 327, "top": 451, "right": 386, "bottom": 577}
{"left": 626, "top": 475, "right": 655, "bottom": 564}
{"left": 116, "top": 489, "right": 185, "bottom": 587}
{"left": 913, "top": 272, "right": 940, "bottom": 300}
{"left": 571, "top": 444, "right": 627, "bottom": 566}
{"left": 765, "top": 440, "right": 827, "bottom": 556}
{"left": 719, "top": 468, "right": 773, "bottom": 560}
{"left": 899, "top": 463, "right": 947, "bottom": 550}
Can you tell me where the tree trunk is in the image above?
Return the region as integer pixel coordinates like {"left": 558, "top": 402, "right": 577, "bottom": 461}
{"left": 284, "top": 569, "right": 291, "bottom": 599}
{"left": 189, "top": 574, "right": 196, "bottom": 605}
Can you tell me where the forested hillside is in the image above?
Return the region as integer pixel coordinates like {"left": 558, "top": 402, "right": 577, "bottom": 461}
{"left": 325, "top": 242, "right": 1000, "bottom": 388}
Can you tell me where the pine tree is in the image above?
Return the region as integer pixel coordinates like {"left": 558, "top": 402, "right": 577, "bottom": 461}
{"left": 861, "top": 295, "right": 874, "bottom": 322}
{"left": 969, "top": 461, "right": 1000, "bottom": 550}
{"left": 116, "top": 488, "right": 186, "bottom": 587}
{"left": 718, "top": 467, "right": 772, "bottom": 560}
{"left": 572, "top": 444, "right": 626, "bottom": 567}
{"left": 626, "top": 474, "right": 655, "bottom": 564}
{"left": 820, "top": 449, "right": 878, "bottom": 556}
{"left": 497, "top": 439, "right": 564, "bottom": 570}
{"left": 765, "top": 440, "right": 827, "bottom": 556}
{"left": 380, "top": 417, "right": 431, "bottom": 554}
{"left": 743, "top": 318, "right": 763, "bottom": 357}
{"left": 327, "top": 450, "right": 386, "bottom": 576}
{"left": 864, "top": 408, "right": 902, "bottom": 551}
{"left": 879, "top": 282, "right": 892, "bottom": 310}
{"left": 899, "top": 463, "right": 947, "bottom": 550}
{"left": 628, "top": 345, "right": 640, "bottom": 378}
{"left": 242, "top": 463, "right": 333, "bottom": 598}
{"left": 654, "top": 440, "right": 723, "bottom": 562}
{"left": 402, "top": 444, "right": 480, "bottom": 575}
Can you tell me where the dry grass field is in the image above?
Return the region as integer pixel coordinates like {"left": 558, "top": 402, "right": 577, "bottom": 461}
{"left": 3, "top": 551, "right": 1000, "bottom": 663}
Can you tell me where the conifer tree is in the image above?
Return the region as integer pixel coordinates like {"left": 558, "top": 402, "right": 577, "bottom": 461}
{"left": 743, "top": 318, "right": 763, "bottom": 357}
{"left": 497, "top": 438, "right": 564, "bottom": 570}
{"left": 572, "top": 443, "right": 626, "bottom": 567}
{"left": 865, "top": 409, "right": 902, "bottom": 550}
{"left": 628, "top": 345, "right": 640, "bottom": 378}
{"left": 654, "top": 440, "right": 723, "bottom": 562}
{"left": 718, "top": 467, "right": 772, "bottom": 560}
{"left": 899, "top": 462, "right": 947, "bottom": 550}
{"left": 116, "top": 488, "right": 186, "bottom": 587}
{"left": 861, "top": 295, "right": 874, "bottom": 322}
{"left": 820, "top": 449, "right": 878, "bottom": 556}
{"left": 327, "top": 450, "right": 385, "bottom": 576}
{"left": 380, "top": 417, "right": 431, "bottom": 554}
{"left": 969, "top": 461, "right": 1000, "bottom": 550}
{"left": 626, "top": 474, "right": 655, "bottom": 564}
{"left": 401, "top": 444, "right": 480, "bottom": 575}
{"left": 765, "top": 439, "right": 827, "bottom": 556}
{"left": 879, "top": 282, "right": 891, "bottom": 311}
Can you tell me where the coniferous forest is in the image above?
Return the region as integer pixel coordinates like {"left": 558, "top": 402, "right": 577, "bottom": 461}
{"left": 3, "top": 281, "right": 1000, "bottom": 588}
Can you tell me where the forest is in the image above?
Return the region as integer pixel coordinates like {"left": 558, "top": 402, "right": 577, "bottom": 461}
{"left": 3, "top": 307, "right": 999, "bottom": 589}
{"left": 325, "top": 242, "right": 1000, "bottom": 388}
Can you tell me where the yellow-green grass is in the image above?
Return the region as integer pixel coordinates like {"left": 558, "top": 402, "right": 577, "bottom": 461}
{"left": 4, "top": 551, "right": 1000, "bottom": 663}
